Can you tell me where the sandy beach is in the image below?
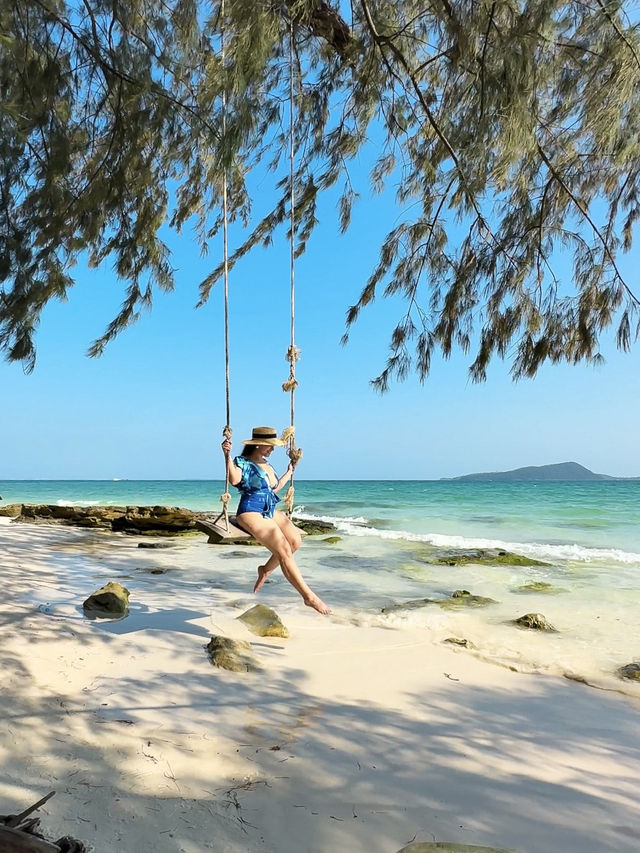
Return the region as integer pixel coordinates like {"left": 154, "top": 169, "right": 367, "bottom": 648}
{"left": 1, "top": 515, "right": 640, "bottom": 853}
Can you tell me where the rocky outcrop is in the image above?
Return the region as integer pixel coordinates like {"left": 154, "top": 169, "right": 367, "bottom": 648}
{"left": 9, "top": 504, "right": 335, "bottom": 537}
{"left": 83, "top": 582, "right": 130, "bottom": 617}
{"left": 238, "top": 604, "right": 290, "bottom": 638}
{"left": 513, "top": 612, "right": 556, "bottom": 632}
{"left": 0, "top": 503, "right": 21, "bottom": 517}
{"left": 206, "top": 636, "right": 260, "bottom": 672}
{"left": 15, "top": 504, "right": 200, "bottom": 534}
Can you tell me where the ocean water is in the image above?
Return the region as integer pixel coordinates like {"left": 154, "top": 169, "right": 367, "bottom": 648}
{"left": 2, "top": 479, "right": 639, "bottom": 693}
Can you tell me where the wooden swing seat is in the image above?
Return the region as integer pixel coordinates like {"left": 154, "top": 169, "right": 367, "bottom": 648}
{"left": 196, "top": 516, "right": 253, "bottom": 544}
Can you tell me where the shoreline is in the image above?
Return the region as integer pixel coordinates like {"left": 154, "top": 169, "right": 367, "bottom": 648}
{"left": 2, "top": 518, "right": 640, "bottom": 853}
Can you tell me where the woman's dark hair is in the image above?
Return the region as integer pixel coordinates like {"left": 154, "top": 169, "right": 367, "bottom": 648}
{"left": 241, "top": 443, "right": 257, "bottom": 458}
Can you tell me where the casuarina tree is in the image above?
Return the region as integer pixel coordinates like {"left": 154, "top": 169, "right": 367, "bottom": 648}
{"left": 1, "top": 1, "right": 639, "bottom": 384}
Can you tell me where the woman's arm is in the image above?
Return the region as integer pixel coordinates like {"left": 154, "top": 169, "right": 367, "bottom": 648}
{"left": 274, "top": 462, "right": 294, "bottom": 493}
{"left": 221, "top": 439, "right": 242, "bottom": 485}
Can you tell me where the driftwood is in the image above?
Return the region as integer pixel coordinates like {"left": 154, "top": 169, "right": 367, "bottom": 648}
{"left": 0, "top": 825, "right": 61, "bottom": 852}
{"left": 0, "top": 791, "right": 88, "bottom": 853}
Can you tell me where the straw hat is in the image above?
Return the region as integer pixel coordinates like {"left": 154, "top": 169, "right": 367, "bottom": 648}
{"left": 243, "top": 426, "right": 284, "bottom": 446}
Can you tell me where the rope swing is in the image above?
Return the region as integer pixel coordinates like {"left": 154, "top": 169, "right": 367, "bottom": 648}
{"left": 215, "top": 11, "right": 301, "bottom": 533}
{"left": 281, "top": 19, "right": 303, "bottom": 516}
{"left": 217, "top": 0, "right": 233, "bottom": 532}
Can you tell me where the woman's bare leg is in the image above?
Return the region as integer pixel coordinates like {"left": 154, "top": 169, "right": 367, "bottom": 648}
{"left": 254, "top": 512, "right": 301, "bottom": 592}
{"left": 237, "top": 511, "right": 330, "bottom": 614}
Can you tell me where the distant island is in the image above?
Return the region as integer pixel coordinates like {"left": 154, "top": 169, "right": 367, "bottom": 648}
{"left": 443, "top": 461, "right": 638, "bottom": 482}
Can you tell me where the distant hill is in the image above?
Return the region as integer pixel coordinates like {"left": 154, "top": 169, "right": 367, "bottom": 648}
{"left": 444, "top": 461, "right": 618, "bottom": 482}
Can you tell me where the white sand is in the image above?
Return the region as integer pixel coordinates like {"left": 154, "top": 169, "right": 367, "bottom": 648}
{"left": 1, "top": 516, "right": 640, "bottom": 853}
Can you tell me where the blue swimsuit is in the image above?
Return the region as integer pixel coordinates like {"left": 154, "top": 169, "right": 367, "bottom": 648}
{"left": 234, "top": 456, "right": 281, "bottom": 519}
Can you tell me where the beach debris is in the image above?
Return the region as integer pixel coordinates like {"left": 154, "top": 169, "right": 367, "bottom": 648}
{"left": 322, "top": 536, "right": 342, "bottom": 544}
{"left": 434, "top": 549, "right": 550, "bottom": 567}
{"left": 206, "top": 635, "right": 261, "bottom": 672}
{"left": 443, "top": 637, "right": 475, "bottom": 648}
{"left": 1, "top": 791, "right": 89, "bottom": 852}
{"left": 617, "top": 662, "right": 640, "bottom": 681}
{"left": 137, "top": 542, "right": 174, "bottom": 549}
{"left": 513, "top": 612, "right": 557, "bottom": 632}
{"left": 238, "top": 604, "right": 290, "bottom": 638}
{"left": 397, "top": 843, "right": 519, "bottom": 852}
{"left": 512, "top": 581, "right": 566, "bottom": 594}
{"left": 82, "top": 581, "right": 130, "bottom": 617}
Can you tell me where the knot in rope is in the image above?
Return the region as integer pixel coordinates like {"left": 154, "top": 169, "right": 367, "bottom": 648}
{"left": 222, "top": 425, "right": 232, "bottom": 441}
{"left": 288, "top": 446, "right": 303, "bottom": 467}
{"left": 283, "top": 484, "right": 295, "bottom": 514}
{"left": 219, "top": 492, "right": 231, "bottom": 505}
{"left": 280, "top": 426, "right": 295, "bottom": 444}
{"left": 286, "top": 345, "right": 301, "bottom": 363}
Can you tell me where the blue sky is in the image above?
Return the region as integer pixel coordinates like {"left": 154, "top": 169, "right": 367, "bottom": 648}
{"left": 2, "top": 158, "right": 639, "bottom": 480}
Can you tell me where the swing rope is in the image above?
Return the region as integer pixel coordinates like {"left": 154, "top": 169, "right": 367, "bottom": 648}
{"left": 218, "top": 0, "right": 232, "bottom": 531}
{"left": 282, "top": 19, "right": 302, "bottom": 515}
{"left": 217, "top": 11, "right": 301, "bottom": 525}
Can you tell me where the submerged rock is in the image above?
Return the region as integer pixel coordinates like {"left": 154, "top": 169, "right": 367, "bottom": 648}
{"left": 438, "top": 592, "right": 497, "bottom": 609}
{"left": 435, "top": 549, "right": 550, "bottom": 567}
{"left": 513, "top": 612, "right": 556, "bottom": 632}
{"left": 322, "top": 536, "right": 342, "bottom": 544}
{"left": 238, "top": 604, "right": 290, "bottom": 638}
{"left": 206, "top": 636, "right": 260, "bottom": 672}
{"left": 443, "top": 637, "right": 475, "bottom": 648}
{"left": 512, "top": 581, "right": 565, "bottom": 594}
{"left": 292, "top": 517, "right": 336, "bottom": 534}
{"left": 83, "top": 581, "right": 130, "bottom": 616}
{"left": 397, "top": 844, "right": 519, "bottom": 853}
{"left": 617, "top": 662, "right": 640, "bottom": 681}
{"left": 383, "top": 591, "right": 497, "bottom": 614}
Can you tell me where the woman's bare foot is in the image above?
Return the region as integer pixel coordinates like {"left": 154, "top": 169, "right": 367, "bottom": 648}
{"left": 253, "top": 564, "right": 275, "bottom": 594}
{"left": 304, "top": 594, "right": 331, "bottom": 615}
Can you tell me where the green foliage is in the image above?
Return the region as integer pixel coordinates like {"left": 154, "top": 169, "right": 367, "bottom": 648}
{"left": 1, "top": 1, "right": 640, "bottom": 382}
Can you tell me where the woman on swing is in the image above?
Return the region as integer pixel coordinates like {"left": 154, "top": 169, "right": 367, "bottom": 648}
{"left": 221, "top": 426, "right": 331, "bottom": 615}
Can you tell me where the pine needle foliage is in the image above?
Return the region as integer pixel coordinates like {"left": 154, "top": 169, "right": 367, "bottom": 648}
{"left": 1, "top": 1, "right": 640, "bottom": 382}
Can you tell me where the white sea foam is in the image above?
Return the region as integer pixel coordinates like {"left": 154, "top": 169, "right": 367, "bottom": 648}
{"left": 295, "top": 510, "right": 640, "bottom": 565}
{"left": 56, "top": 499, "right": 101, "bottom": 507}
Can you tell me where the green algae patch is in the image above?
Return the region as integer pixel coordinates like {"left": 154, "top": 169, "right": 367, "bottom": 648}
{"left": 322, "top": 536, "right": 342, "bottom": 544}
{"left": 436, "top": 549, "right": 550, "bottom": 567}
{"left": 512, "top": 581, "right": 566, "bottom": 594}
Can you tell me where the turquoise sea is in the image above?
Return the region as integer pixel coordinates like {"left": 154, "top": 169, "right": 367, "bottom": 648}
{"left": 2, "top": 478, "right": 639, "bottom": 692}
